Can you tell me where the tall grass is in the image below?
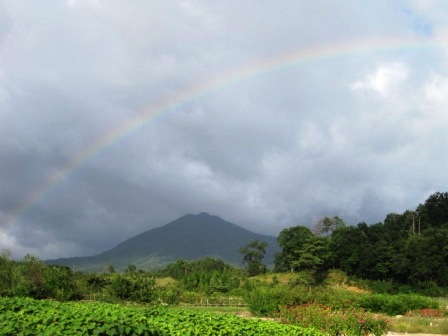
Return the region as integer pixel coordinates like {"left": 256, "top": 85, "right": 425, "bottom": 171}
{"left": 389, "top": 316, "right": 448, "bottom": 334}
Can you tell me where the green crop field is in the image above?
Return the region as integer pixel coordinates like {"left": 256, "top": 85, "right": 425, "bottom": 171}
{"left": 0, "top": 297, "right": 323, "bottom": 336}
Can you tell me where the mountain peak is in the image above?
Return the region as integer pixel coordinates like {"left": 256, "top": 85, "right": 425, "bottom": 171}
{"left": 47, "top": 213, "right": 280, "bottom": 272}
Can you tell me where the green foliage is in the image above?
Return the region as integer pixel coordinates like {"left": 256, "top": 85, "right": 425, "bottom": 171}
{"left": 359, "top": 278, "right": 447, "bottom": 297}
{"left": 307, "top": 287, "right": 358, "bottom": 309}
{"left": 240, "top": 240, "right": 268, "bottom": 276}
{"left": 276, "top": 303, "right": 389, "bottom": 336}
{"left": 292, "top": 236, "right": 325, "bottom": 271}
{"left": 0, "top": 297, "right": 323, "bottom": 336}
{"left": 243, "top": 286, "right": 311, "bottom": 316}
{"left": 43, "top": 265, "right": 80, "bottom": 301}
{"left": 413, "top": 281, "right": 447, "bottom": 297}
{"left": 420, "top": 191, "right": 448, "bottom": 229}
{"left": 156, "top": 286, "right": 181, "bottom": 305}
{"left": 0, "top": 250, "right": 21, "bottom": 297}
{"left": 109, "top": 273, "right": 156, "bottom": 303}
{"left": 158, "top": 257, "right": 243, "bottom": 294}
{"left": 330, "top": 211, "right": 448, "bottom": 287}
{"left": 357, "top": 294, "right": 439, "bottom": 315}
{"left": 147, "top": 307, "right": 324, "bottom": 335}
{"left": 83, "top": 273, "right": 108, "bottom": 293}
{"left": 0, "top": 297, "right": 159, "bottom": 335}
{"left": 275, "top": 226, "right": 313, "bottom": 272}
{"left": 15, "top": 254, "right": 47, "bottom": 299}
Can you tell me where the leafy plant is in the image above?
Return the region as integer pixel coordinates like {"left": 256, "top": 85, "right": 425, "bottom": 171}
{"left": 0, "top": 297, "right": 324, "bottom": 336}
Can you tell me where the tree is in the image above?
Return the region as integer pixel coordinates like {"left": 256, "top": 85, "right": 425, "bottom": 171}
{"left": 329, "top": 224, "right": 373, "bottom": 278}
{"left": 275, "top": 226, "right": 313, "bottom": 272}
{"left": 0, "top": 250, "right": 21, "bottom": 296}
{"left": 109, "top": 273, "right": 156, "bottom": 303}
{"left": 240, "top": 240, "right": 268, "bottom": 276}
{"left": 402, "top": 228, "right": 448, "bottom": 286}
{"left": 43, "top": 265, "right": 79, "bottom": 301}
{"left": 18, "top": 254, "right": 46, "bottom": 298}
{"left": 420, "top": 192, "right": 448, "bottom": 229}
{"left": 107, "top": 264, "right": 116, "bottom": 274}
{"left": 292, "top": 235, "right": 328, "bottom": 272}
{"left": 125, "top": 264, "right": 137, "bottom": 275}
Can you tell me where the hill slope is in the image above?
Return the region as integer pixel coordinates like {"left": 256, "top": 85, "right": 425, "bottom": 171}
{"left": 47, "top": 212, "right": 280, "bottom": 272}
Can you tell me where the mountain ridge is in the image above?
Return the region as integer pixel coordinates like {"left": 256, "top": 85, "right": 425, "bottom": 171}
{"left": 47, "top": 212, "right": 280, "bottom": 272}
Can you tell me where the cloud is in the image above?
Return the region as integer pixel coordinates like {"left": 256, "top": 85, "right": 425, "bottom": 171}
{"left": 1, "top": 1, "right": 448, "bottom": 259}
{"left": 425, "top": 74, "right": 448, "bottom": 104}
{"left": 351, "top": 62, "right": 409, "bottom": 97}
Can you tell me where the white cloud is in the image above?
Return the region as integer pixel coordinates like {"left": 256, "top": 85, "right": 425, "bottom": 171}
{"left": 351, "top": 62, "right": 409, "bottom": 97}
{"left": 424, "top": 74, "right": 448, "bottom": 104}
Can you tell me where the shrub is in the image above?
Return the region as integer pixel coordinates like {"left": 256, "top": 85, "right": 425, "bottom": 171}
{"left": 414, "top": 281, "right": 447, "bottom": 297}
{"left": 276, "top": 303, "right": 389, "bottom": 336}
{"left": 311, "top": 287, "right": 358, "bottom": 309}
{"left": 243, "top": 287, "right": 311, "bottom": 316}
{"left": 156, "top": 286, "right": 181, "bottom": 305}
{"left": 358, "top": 294, "right": 439, "bottom": 315}
{"left": 109, "top": 274, "right": 156, "bottom": 303}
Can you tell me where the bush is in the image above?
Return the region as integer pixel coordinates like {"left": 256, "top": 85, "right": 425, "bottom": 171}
{"left": 243, "top": 287, "right": 309, "bottom": 316}
{"left": 358, "top": 294, "right": 439, "bottom": 315}
{"left": 109, "top": 274, "right": 156, "bottom": 303}
{"left": 156, "top": 286, "right": 181, "bottom": 305}
{"left": 311, "top": 287, "right": 358, "bottom": 309}
{"left": 179, "top": 290, "right": 202, "bottom": 304}
{"left": 243, "top": 284, "right": 361, "bottom": 316}
{"left": 276, "top": 303, "right": 389, "bottom": 336}
{"left": 414, "top": 281, "right": 447, "bottom": 297}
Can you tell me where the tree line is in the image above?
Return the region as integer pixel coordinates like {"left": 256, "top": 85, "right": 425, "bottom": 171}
{"left": 262, "top": 191, "right": 448, "bottom": 294}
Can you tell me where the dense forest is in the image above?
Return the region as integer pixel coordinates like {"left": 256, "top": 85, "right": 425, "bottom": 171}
{"left": 1, "top": 191, "right": 447, "bottom": 303}
{"left": 273, "top": 191, "right": 448, "bottom": 293}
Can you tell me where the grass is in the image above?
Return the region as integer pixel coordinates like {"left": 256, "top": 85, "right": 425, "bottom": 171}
{"left": 435, "top": 297, "right": 448, "bottom": 309}
{"left": 250, "top": 273, "right": 297, "bottom": 285}
{"left": 155, "top": 277, "right": 178, "bottom": 287}
{"left": 168, "top": 305, "right": 250, "bottom": 315}
{"left": 389, "top": 316, "right": 448, "bottom": 334}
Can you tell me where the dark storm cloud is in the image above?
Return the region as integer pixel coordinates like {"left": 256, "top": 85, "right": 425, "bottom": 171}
{"left": 1, "top": 1, "right": 448, "bottom": 258}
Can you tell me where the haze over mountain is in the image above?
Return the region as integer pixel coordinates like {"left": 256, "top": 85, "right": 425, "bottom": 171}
{"left": 47, "top": 213, "right": 280, "bottom": 272}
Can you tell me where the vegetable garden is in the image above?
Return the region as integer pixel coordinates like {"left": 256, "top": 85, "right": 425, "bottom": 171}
{"left": 0, "top": 297, "right": 323, "bottom": 336}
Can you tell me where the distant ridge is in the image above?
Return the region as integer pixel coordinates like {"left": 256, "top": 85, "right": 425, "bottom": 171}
{"left": 47, "top": 212, "right": 280, "bottom": 272}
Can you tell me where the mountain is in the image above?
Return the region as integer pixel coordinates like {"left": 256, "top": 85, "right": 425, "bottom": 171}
{"left": 47, "top": 212, "right": 280, "bottom": 272}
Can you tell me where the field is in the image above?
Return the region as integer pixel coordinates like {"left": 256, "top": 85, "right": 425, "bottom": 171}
{"left": 1, "top": 252, "right": 447, "bottom": 335}
{"left": 2, "top": 295, "right": 448, "bottom": 335}
{"left": 0, "top": 297, "right": 323, "bottom": 336}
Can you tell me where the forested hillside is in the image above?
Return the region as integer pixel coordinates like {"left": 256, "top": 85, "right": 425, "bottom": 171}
{"left": 274, "top": 191, "right": 448, "bottom": 292}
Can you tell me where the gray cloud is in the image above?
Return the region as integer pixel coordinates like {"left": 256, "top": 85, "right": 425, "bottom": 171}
{"left": 1, "top": 1, "right": 448, "bottom": 259}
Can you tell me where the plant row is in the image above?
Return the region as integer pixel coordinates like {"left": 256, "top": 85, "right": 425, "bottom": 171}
{"left": 0, "top": 297, "right": 323, "bottom": 336}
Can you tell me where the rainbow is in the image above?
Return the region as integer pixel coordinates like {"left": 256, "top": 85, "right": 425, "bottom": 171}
{"left": 4, "top": 36, "right": 441, "bottom": 232}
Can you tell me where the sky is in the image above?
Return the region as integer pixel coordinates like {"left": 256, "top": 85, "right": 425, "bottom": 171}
{"left": 1, "top": 1, "right": 448, "bottom": 259}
